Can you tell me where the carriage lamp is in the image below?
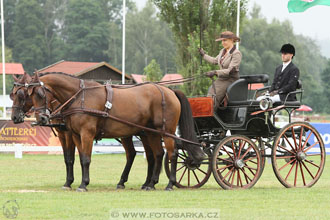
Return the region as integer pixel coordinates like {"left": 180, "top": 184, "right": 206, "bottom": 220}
{"left": 259, "top": 92, "right": 273, "bottom": 111}
{"left": 259, "top": 98, "right": 273, "bottom": 110}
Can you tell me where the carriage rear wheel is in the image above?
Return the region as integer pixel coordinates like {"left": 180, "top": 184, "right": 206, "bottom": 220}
{"left": 164, "top": 149, "right": 211, "bottom": 188}
{"left": 212, "top": 135, "right": 262, "bottom": 189}
{"left": 272, "top": 122, "right": 326, "bottom": 188}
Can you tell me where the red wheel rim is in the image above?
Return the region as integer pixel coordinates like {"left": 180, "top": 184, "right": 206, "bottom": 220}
{"left": 213, "top": 136, "right": 262, "bottom": 189}
{"left": 272, "top": 122, "right": 326, "bottom": 188}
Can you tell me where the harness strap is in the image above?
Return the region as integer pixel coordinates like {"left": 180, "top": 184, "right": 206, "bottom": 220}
{"left": 57, "top": 107, "right": 201, "bottom": 147}
{"left": 80, "top": 79, "right": 85, "bottom": 109}
{"left": 152, "top": 84, "right": 166, "bottom": 134}
{"left": 95, "top": 83, "right": 114, "bottom": 141}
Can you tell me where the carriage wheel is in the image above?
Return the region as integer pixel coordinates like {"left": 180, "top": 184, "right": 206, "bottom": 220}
{"left": 272, "top": 122, "right": 326, "bottom": 188}
{"left": 212, "top": 135, "right": 262, "bottom": 189}
{"left": 164, "top": 149, "right": 211, "bottom": 188}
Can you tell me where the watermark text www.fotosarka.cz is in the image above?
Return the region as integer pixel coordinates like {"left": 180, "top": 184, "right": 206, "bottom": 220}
{"left": 109, "top": 208, "right": 220, "bottom": 219}
{"left": 2, "top": 200, "right": 19, "bottom": 219}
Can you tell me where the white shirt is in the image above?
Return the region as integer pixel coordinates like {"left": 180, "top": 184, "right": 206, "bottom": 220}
{"left": 281, "top": 61, "right": 291, "bottom": 72}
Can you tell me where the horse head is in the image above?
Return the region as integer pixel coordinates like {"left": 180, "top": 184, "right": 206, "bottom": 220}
{"left": 10, "top": 72, "right": 33, "bottom": 124}
{"left": 27, "top": 72, "right": 55, "bottom": 126}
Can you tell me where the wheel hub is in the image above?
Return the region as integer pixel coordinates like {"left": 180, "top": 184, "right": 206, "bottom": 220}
{"left": 296, "top": 151, "right": 307, "bottom": 161}
{"left": 234, "top": 159, "right": 245, "bottom": 169}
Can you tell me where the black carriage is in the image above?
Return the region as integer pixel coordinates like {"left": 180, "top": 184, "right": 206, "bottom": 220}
{"left": 165, "top": 74, "right": 326, "bottom": 189}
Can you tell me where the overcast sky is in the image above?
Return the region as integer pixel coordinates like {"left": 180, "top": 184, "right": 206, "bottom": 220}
{"left": 134, "top": 0, "right": 330, "bottom": 41}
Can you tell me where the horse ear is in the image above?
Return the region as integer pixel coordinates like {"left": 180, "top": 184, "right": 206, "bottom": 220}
{"left": 37, "top": 87, "right": 45, "bottom": 98}
{"left": 28, "top": 86, "right": 35, "bottom": 96}
{"left": 12, "top": 75, "right": 19, "bottom": 82}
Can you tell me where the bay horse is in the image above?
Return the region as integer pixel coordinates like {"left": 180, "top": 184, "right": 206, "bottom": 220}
{"left": 27, "top": 72, "right": 204, "bottom": 191}
{"left": 10, "top": 73, "right": 156, "bottom": 191}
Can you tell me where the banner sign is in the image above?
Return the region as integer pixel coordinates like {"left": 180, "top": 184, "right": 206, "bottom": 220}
{"left": 310, "top": 123, "right": 330, "bottom": 153}
{"left": 0, "top": 120, "right": 61, "bottom": 146}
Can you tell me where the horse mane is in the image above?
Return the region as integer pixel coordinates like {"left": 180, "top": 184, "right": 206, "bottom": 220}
{"left": 38, "top": 72, "right": 79, "bottom": 79}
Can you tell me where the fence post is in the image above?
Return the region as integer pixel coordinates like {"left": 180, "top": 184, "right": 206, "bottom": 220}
{"left": 15, "top": 144, "right": 23, "bottom": 159}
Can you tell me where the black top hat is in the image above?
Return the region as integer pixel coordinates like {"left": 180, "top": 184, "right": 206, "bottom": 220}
{"left": 280, "top": 43, "right": 295, "bottom": 56}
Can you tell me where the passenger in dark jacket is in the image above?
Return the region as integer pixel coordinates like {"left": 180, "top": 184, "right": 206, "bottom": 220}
{"left": 258, "top": 43, "right": 300, "bottom": 102}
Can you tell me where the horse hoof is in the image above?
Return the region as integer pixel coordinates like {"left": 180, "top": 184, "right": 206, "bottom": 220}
{"left": 62, "top": 186, "right": 72, "bottom": 191}
{"left": 144, "top": 186, "right": 155, "bottom": 191}
{"left": 116, "top": 184, "right": 125, "bottom": 189}
{"left": 165, "top": 187, "right": 173, "bottom": 191}
{"left": 76, "top": 188, "right": 88, "bottom": 192}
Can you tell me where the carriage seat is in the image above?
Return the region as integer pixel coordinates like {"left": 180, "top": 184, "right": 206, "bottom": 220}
{"left": 226, "top": 74, "right": 269, "bottom": 106}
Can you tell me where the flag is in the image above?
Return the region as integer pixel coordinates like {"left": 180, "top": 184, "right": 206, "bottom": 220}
{"left": 288, "top": 0, "right": 330, "bottom": 12}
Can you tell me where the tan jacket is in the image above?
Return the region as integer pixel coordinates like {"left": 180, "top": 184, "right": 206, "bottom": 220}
{"left": 203, "top": 47, "right": 242, "bottom": 80}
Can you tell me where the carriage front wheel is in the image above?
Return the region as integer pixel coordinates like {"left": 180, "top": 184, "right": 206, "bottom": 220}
{"left": 272, "top": 122, "right": 326, "bottom": 188}
{"left": 164, "top": 149, "right": 211, "bottom": 188}
{"left": 212, "top": 135, "right": 262, "bottom": 189}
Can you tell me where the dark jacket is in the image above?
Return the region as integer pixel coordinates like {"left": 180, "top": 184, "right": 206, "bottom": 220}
{"left": 270, "top": 62, "right": 300, "bottom": 101}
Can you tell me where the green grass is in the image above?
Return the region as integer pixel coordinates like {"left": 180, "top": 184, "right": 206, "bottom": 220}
{"left": 0, "top": 153, "right": 330, "bottom": 219}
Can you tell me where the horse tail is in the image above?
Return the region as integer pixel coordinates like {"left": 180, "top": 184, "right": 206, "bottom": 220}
{"left": 173, "top": 90, "right": 204, "bottom": 163}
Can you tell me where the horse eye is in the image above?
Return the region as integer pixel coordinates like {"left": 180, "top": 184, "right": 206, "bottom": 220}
{"left": 17, "top": 90, "right": 25, "bottom": 99}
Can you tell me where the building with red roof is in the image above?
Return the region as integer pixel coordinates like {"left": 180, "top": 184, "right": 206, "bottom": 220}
{"left": 38, "top": 60, "right": 131, "bottom": 84}
{"left": 0, "top": 63, "right": 25, "bottom": 75}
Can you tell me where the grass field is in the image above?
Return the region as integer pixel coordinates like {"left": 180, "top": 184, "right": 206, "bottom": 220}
{"left": 0, "top": 153, "right": 329, "bottom": 219}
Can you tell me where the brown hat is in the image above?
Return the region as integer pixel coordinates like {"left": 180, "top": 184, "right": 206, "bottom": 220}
{"left": 215, "top": 31, "right": 240, "bottom": 42}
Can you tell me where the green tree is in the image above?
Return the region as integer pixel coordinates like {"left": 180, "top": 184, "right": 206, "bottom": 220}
{"left": 10, "top": 0, "right": 47, "bottom": 73}
{"left": 62, "top": 0, "right": 110, "bottom": 62}
{"left": 321, "top": 60, "right": 330, "bottom": 113}
{"left": 0, "top": 47, "right": 15, "bottom": 94}
{"left": 153, "top": 0, "right": 248, "bottom": 95}
{"left": 144, "top": 59, "right": 163, "bottom": 82}
{"left": 125, "top": 1, "right": 176, "bottom": 75}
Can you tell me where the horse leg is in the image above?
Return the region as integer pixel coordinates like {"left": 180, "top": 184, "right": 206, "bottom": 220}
{"left": 61, "top": 132, "right": 75, "bottom": 190}
{"left": 166, "top": 146, "right": 178, "bottom": 191}
{"left": 140, "top": 135, "right": 155, "bottom": 189}
{"left": 144, "top": 133, "right": 164, "bottom": 191}
{"left": 116, "top": 136, "right": 136, "bottom": 189}
{"left": 163, "top": 137, "right": 177, "bottom": 191}
{"left": 73, "top": 132, "right": 93, "bottom": 192}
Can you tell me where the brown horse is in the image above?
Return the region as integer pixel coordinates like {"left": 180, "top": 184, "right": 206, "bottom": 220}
{"left": 10, "top": 73, "right": 156, "bottom": 191}
{"left": 27, "top": 72, "right": 204, "bottom": 191}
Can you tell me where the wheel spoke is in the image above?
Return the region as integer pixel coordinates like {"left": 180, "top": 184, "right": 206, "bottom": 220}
{"left": 237, "top": 169, "right": 243, "bottom": 187}
{"left": 245, "top": 165, "right": 257, "bottom": 171}
{"left": 299, "top": 161, "right": 306, "bottom": 186}
{"left": 241, "top": 168, "right": 252, "bottom": 183}
{"left": 178, "top": 167, "right": 187, "bottom": 184}
{"left": 278, "top": 158, "right": 296, "bottom": 171}
{"left": 216, "top": 164, "right": 233, "bottom": 171}
{"left": 217, "top": 157, "right": 233, "bottom": 164}
{"left": 230, "top": 169, "right": 236, "bottom": 187}
{"left": 301, "top": 131, "right": 313, "bottom": 151}
{"left": 291, "top": 127, "right": 298, "bottom": 151}
{"left": 176, "top": 164, "right": 185, "bottom": 172}
{"left": 276, "top": 155, "right": 295, "bottom": 159}
{"left": 177, "top": 154, "right": 186, "bottom": 160}
{"left": 243, "top": 156, "right": 257, "bottom": 163}
{"left": 240, "top": 145, "right": 253, "bottom": 160}
{"left": 284, "top": 161, "right": 296, "bottom": 181}
{"left": 192, "top": 170, "right": 201, "bottom": 184}
{"left": 231, "top": 141, "right": 237, "bottom": 158}
{"left": 283, "top": 134, "right": 297, "bottom": 153}
{"left": 305, "top": 159, "right": 320, "bottom": 169}
{"left": 277, "top": 144, "right": 295, "bottom": 155}
{"left": 197, "top": 167, "right": 208, "bottom": 175}
{"left": 247, "top": 167, "right": 256, "bottom": 176}
{"left": 301, "top": 161, "right": 315, "bottom": 179}
{"left": 299, "top": 126, "right": 304, "bottom": 151}
{"left": 221, "top": 146, "right": 235, "bottom": 161}
{"left": 237, "top": 140, "right": 246, "bottom": 158}
{"left": 306, "top": 153, "right": 321, "bottom": 156}
{"left": 303, "top": 142, "right": 320, "bottom": 153}
{"left": 294, "top": 159, "right": 299, "bottom": 187}
{"left": 221, "top": 167, "right": 234, "bottom": 181}
{"left": 187, "top": 169, "right": 190, "bottom": 187}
